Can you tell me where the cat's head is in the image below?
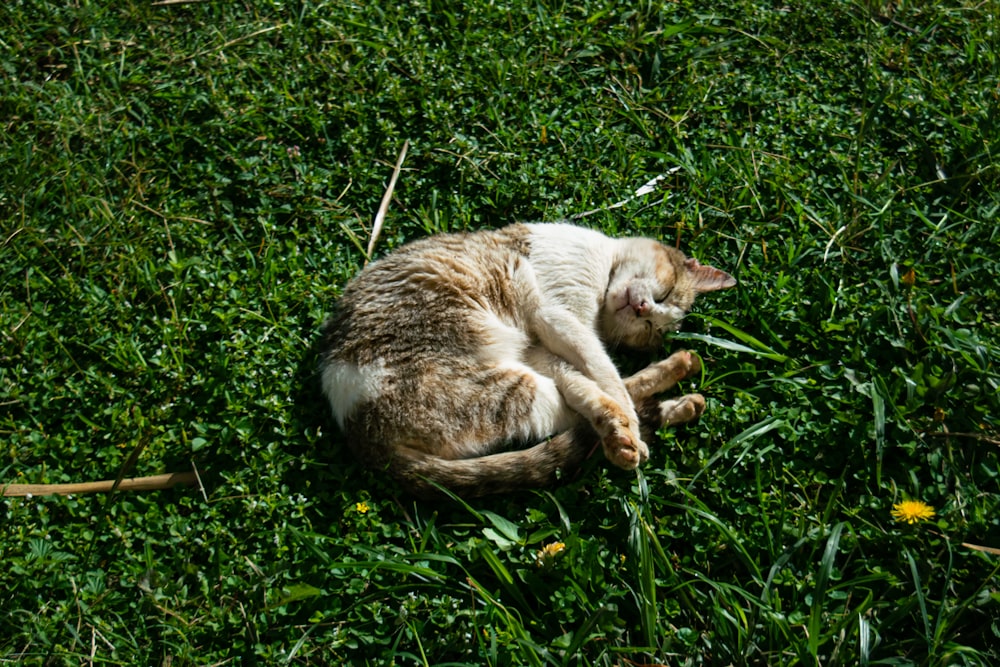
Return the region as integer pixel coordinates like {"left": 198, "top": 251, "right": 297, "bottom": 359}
{"left": 601, "top": 239, "right": 736, "bottom": 349}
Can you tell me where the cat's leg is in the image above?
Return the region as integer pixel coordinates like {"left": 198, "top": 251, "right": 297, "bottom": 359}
{"left": 557, "top": 367, "right": 647, "bottom": 469}
{"left": 525, "top": 347, "right": 647, "bottom": 470}
{"left": 529, "top": 305, "right": 636, "bottom": 408}
{"left": 624, "top": 349, "right": 701, "bottom": 400}
{"left": 503, "top": 363, "right": 582, "bottom": 443}
{"left": 508, "top": 263, "right": 641, "bottom": 452}
{"left": 427, "top": 363, "right": 580, "bottom": 460}
{"left": 625, "top": 350, "right": 707, "bottom": 431}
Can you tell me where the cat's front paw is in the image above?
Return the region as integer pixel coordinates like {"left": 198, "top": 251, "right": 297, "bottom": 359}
{"left": 602, "top": 425, "right": 648, "bottom": 470}
{"left": 595, "top": 398, "right": 648, "bottom": 470}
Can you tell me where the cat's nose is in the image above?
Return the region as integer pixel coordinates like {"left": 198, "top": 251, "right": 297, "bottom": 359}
{"left": 632, "top": 301, "right": 650, "bottom": 317}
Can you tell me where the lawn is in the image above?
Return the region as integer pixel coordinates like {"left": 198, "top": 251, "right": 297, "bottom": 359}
{"left": 2, "top": 0, "right": 999, "bottom": 664}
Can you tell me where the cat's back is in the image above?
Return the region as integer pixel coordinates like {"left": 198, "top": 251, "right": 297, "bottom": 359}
{"left": 322, "top": 224, "right": 532, "bottom": 364}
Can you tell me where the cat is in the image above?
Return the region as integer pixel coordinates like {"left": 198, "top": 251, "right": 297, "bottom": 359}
{"left": 319, "top": 222, "right": 736, "bottom": 498}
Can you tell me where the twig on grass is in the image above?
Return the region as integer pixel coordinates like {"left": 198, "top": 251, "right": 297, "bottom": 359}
{"left": 2, "top": 472, "right": 199, "bottom": 497}
{"left": 192, "top": 459, "right": 209, "bottom": 502}
{"left": 366, "top": 140, "right": 409, "bottom": 264}
{"left": 961, "top": 542, "right": 1000, "bottom": 556}
{"left": 182, "top": 25, "right": 287, "bottom": 62}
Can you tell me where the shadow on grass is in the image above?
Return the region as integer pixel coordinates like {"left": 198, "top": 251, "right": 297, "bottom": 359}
{"left": 283, "top": 318, "right": 425, "bottom": 515}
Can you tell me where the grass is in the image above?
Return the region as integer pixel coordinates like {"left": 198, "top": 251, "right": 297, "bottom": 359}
{"left": 2, "top": 0, "right": 998, "bottom": 664}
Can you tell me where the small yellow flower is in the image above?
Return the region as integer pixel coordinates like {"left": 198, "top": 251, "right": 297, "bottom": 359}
{"left": 535, "top": 541, "right": 565, "bottom": 566}
{"left": 355, "top": 501, "right": 370, "bottom": 514}
{"left": 891, "top": 499, "right": 935, "bottom": 524}
{"left": 901, "top": 267, "right": 916, "bottom": 287}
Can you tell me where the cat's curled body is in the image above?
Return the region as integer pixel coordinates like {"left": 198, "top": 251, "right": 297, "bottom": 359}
{"left": 320, "top": 223, "right": 735, "bottom": 498}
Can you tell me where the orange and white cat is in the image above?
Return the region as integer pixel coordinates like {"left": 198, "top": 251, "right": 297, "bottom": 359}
{"left": 320, "top": 223, "right": 735, "bottom": 497}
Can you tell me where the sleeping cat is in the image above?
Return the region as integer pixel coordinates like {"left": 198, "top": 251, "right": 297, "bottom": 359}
{"left": 320, "top": 222, "right": 735, "bottom": 498}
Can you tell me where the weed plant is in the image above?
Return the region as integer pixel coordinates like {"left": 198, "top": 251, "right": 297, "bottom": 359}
{"left": 2, "top": 0, "right": 998, "bottom": 664}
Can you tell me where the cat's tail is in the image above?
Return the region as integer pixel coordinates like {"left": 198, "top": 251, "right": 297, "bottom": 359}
{"left": 391, "top": 425, "right": 597, "bottom": 499}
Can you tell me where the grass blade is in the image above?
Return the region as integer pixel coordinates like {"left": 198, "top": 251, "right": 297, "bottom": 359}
{"left": 808, "top": 522, "right": 845, "bottom": 658}
{"left": 905, "top": 548, "right": 933, "bottom": 646}
{"left": 671, "top": 331, "right": 789, "bottom": 362}
{"left": 688, "top": 416, "right": 784, "bottom": 489}
{"left": 626, "top": 496, "right": 659, "bottom": 652}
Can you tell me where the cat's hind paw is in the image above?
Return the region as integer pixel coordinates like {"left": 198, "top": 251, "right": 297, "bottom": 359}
{"left": 658, "top": 393, "right": 706, "bottom": 426}
{"left": 674, "top": 349, "right": 702, "bottom": 380}
{"left": 625, "top": 349, "right": 702, "bottom": 401}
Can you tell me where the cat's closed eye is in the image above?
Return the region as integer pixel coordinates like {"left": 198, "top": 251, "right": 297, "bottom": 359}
{"left": 654, "top": 289, "right": 673, "bottom": 304}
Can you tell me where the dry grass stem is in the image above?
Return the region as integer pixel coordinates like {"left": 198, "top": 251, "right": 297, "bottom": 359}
{"left": 367, "top": 140, "right": 409, "bottom": 264}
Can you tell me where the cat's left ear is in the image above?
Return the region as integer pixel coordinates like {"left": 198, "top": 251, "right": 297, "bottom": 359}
{"left": 685, "top": 258, "right": 737, "bottom": 292}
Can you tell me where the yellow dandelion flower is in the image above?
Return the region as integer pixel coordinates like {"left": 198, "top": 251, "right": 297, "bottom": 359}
{"left": 535, "top": 541, "right": 565, "bottom": 566}
{"left": 355, "top": 501, "right": 370, "bottom": 514}
{"left": 891, "top": 499, "right": 935, "bottom": 524}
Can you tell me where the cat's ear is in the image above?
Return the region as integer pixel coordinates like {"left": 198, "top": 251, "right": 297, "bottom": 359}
{"left": 685, "top": 258, "right": 737, "bottom": 292}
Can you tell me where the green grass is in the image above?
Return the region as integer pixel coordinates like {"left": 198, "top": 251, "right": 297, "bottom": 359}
{"left": 2, "top": 0, "right": 999, "bottom": 664}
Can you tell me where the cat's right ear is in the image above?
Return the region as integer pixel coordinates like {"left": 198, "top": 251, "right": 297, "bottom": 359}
{"left": 685, "top": 258, "right": 737, "bottom": 292}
